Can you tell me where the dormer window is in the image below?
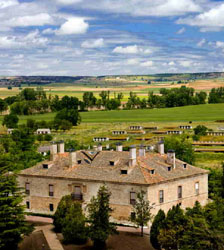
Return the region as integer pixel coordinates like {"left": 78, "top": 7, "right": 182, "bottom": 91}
{"left": 150, "top": 169, "right": 155, "bottom": 174}
{"left": 183, "top": 163, "right": 187, "bottom": 169}
{"left": 109, "top": 161, "right": 115, "bottom": 166}
{"left": 167, "top": 166, "right": 171, "bottom": 172}
{"left": 121, "top": 170, "right": 127, "bottom": 175}
{"left": 43, "top": 164, "right": 48, "bottom": 169}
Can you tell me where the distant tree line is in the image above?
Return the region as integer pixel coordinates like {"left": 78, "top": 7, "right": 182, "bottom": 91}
{"left": 1, "top": 86, "right": 224, "bottom": 116}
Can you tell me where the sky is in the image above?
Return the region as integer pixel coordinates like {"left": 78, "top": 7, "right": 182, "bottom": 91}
{"left": 1, "top": 0, "right": 224, "bottom": 76}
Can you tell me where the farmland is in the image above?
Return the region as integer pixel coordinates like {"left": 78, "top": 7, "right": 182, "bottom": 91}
{"left": 1, "top": 78, "right": 224, "bottom": 101}
{"left": 0, "top": 103, "right": 223, "bottom": 125}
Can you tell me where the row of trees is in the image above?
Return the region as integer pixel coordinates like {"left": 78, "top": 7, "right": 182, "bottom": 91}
{"left": 2, "top": 86, "right": 224, "bottom": 116}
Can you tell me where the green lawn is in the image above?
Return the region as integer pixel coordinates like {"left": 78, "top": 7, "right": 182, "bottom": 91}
{"left": 0, "top": 103, "right": 223, "bottom": 125}
{"left": 81, "top": 104, "right": 224, "bottom": 123}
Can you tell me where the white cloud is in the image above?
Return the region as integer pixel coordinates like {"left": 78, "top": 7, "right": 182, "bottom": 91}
{"left": 56, "top": 17, "right": 89, "bottom": 35}
{"left": 180, "top": 60, "right": 191, "bottom": 67}
{"left": 81, "top": 38, "right": 104, "bottom": 48}
{"left": 56, "top": 0, "right": 82, "bottom": 4}
{"left": 177, "top": 3, "right": 224, "bottom": 32}
{"left": 42, "top": 28, "right": 55, "bottom": 35}
{"left": 113, "top": 45, "right": 139, "bottom": 54}
{"left": 177, "top": 27, "right": 186, "bottom": 34}
{"left": 79, "top": 0, "right": 202, "bottom": 17}
{"left": 0, "top": 30, "right": 48, "bottom": 49}
{"left": 126, "top": 58, "right": 139, "bottom": 65}
{"left": 0, "top": 0, "right": 18, "bottom": 9}
{"left": 4, "top": 13, "right": 53, "bottom": 27}
{"left": 168, "top": 61, "right": 175, "bottom": 66}
{"left": 113, "top": 45, "right": 153, "bottom": 54}
{"left": 215, "top": 41, "right": 224, "bottom": 49}
{"left": 197, "top": 38, "right": 206, "bottom": 47}
{"left": 140, "top": 61, "right": 154, "bottom": 67}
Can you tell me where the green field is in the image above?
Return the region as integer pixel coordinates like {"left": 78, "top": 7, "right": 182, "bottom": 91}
{"left": 0, "top": 103, "right": 223, "bottom": 125}
{"left": 81, "top": 104, "right": 224, "bottom": 123}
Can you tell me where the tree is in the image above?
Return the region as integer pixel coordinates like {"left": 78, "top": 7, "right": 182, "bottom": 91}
{"left": 222, "top": 162, "right": 224, "bottom": 199}
{"left": 194, "top": 125, "right": 208, "bottom": 136}
{"left": 164, "top": 135, "right": 195, "bottom": 164}
{"left": 62, "top": 202, "right": 87, "bottom": 244}
{"left": 130, "top": 190, "right": 153, "bottom": 236}
{"left": 0, "top": 99, "right": 8, "bottom": 113}
{"left": 19, "top": 88, "right": 37, "bottom": 101}
{"left": 150, "top": 209, "right": 165, "bottom": 249}
{"left": 0, "top": 172, "right": 33, "bottom": 249}
{"left": 53, "top": 195, "right": 74, "bottom": 232}
{"left": 55, "top": 108, "right": 81, "bottom": 126}
{"left": 158, "top": 205, "right": 189, "bottom": 250}
{"left": 59, "top": 120, "right": 73, "bottom": 131}
{"left": 2, "top": 113, "right": 19, "bottom": 128}
{"left": 87, "top": 185, "right": 117, "bottom": 249}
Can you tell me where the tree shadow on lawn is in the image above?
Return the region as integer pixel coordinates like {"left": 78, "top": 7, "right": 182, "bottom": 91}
{"left": 59, "top": 231, "right": 154, "bottom": 250}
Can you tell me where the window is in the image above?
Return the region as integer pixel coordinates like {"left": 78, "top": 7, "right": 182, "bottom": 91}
{"left": 183, "top": 163, "right": 187, "bottom": 169}
{"left": 159, "top": 190, "right": 164, "bottom": 203}
{"left": 43, "top": 164, "right": 48, "bottom": 169}
{"left": 49, "top": 204, "right": 54, "bottom": 212}
{"left": 26, "top": 201, "right": 30, "bottom": 209}
{"left": 72, "top": 186, "right": 83, "bottom": 200}
{"left": 121, "top": 170, "right": 127, "bottom": 175}
{"left": 130, "top": 212, "right": 136, "bottom": 220}
{"left": 77, "top": 160, "right": 82, "bottom": 164}
{"left": 167, "top": 167, "right": 171, "bottom": 172}
{"left": 109, "top": 161, "right": 115, "bottom": 166}
{"left": 130, "top": 192, "right": 136, "bottom": 205}
{"left": 178, "top": 186, "right": 182, "bottom": 199}
{"left": 150, "top": 170, "right": 155, "bottom": 174}
{"left": 49, "top": 185, "right": 54, "bottom": 197}
{"left": 195, "top": 182, "right": 199, "bottom": 195}
{"left": 25, "top": 183, "right": 30, "bottom": 195}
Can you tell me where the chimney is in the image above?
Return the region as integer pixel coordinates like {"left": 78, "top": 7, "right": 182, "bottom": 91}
{"left": 158, "top": 141, "right": 164, "bottom": 155}
{"left": 97, "top": 143, "right": 103, "bottom": 151}
{"left": 129, "top": 145, "right": 136, "bottom": 167}
{"left": 93, "top": 145, "right": 97, "bottom": 151}
{"left": 167, "top": 149, "right": 176, "bottom": 169}
{"left": 139, "top": 144, "right": 145, "bottom": 157}
{"left": 69, "top": 150, "right": 77, "bottom": 168}
{"left": 116, "top": 142, "right": 123, "bottom": 152}
{"left": 50, "top": 142, "right": 57, "bottom": 161}
{"left": 58, "top": 140, "right": 65, "bottom": 154}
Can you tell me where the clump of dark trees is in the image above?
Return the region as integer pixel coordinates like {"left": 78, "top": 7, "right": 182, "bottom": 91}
{"left": 150, "top": 162, "right": 224, "bottom": 250}
{"left": 54, "top": 185, "right": 117, "bottom": 249}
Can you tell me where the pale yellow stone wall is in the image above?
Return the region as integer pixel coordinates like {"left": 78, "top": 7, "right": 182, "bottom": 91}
{"left": 147, "top": 173, "right": 208, "bottom": 215}
{"left": 18, "top": 173, "right": 208, "bottom": 224}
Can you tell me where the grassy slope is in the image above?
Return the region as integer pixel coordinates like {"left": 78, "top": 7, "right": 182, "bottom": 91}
{"left": 81, "top": 104, "right": 224, "bottom": 123}
{"left": 0, "top": 103, "right": 223, "bottom": 125}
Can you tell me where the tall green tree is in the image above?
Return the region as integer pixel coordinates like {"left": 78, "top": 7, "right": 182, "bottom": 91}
{"left": 87, "top": 185, "right": 117, "bottom": 249}
{"left": 55, "top": 108, "right": 81, "bottom": 126}
{"left": 2, "top": 113, "right": 19, "bottom": 128}
{"left": 0, "top": 172, "right": 33, "bottom": 250}
{"left": 130, "top": 190, "right": 153, "bottom": 236}
{"left": 150, "top": 209, "right": 165, "bottom": 249}
{"left": 53, "top": 195, "right": 74, "bottom": 232}
{"left": 158, "top": 205, "right": 189, "bottom": 250}
{"left": 62, "top": 202, "right": 87, "bottom": 244}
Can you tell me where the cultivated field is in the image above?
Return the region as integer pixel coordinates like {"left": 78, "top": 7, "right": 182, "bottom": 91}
{"left": 1, "top": 79, "right": 224, "bottom": 100}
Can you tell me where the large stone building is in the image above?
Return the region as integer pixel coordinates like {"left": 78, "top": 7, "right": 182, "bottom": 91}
{"left": 18, "top": 141, "right": 208, "bottom": 225}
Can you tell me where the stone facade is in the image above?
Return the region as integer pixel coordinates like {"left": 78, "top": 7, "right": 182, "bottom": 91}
{"left": 18, "top": 143, "right": 208, "bottom": 226}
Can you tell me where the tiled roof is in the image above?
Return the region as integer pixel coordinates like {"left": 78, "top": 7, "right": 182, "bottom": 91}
{"left": 19, "top": 150, "right": 208, "bottom": 185}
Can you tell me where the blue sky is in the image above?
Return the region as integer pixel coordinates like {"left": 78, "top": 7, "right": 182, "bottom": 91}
{"left": 1, "top": 0, "right": 224, "bottom": 76}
